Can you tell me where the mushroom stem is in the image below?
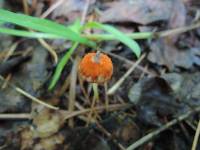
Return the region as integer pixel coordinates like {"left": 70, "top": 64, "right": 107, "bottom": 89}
{"left": 87, "top": 83, "right": 99, "bottom": 124}
{"left": 92, "top": 83, "right": 99, "bottom": 100}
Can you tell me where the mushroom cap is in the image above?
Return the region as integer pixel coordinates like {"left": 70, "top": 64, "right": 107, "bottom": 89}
{"left": 79, "top": 52, "right": 113, "bottom": 84}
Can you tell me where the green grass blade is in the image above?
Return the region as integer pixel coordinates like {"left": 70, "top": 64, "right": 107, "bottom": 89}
{"left": 0, "top": 9, "right": 95, "bottom": 47}
{"left": 0, "top": 27, "right": 66, "bottom": 39}
{"left": 85, "top": 22, "right": 141, "bottom": 58}
{"left": 48, "top": 20, "right": 83, "bottom": 90}
{"left": 68, "top": 19, "right": 82, "bottom": 33}
{"left": 0, "top": 20, "right": 5, "bottom": 25}
{"left": 48, "top": 42, "right": 79, "bottom": 90}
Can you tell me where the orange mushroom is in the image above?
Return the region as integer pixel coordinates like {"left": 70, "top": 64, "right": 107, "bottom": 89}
{"left": 79, "top": 51, "right": 113, "bottom": 84}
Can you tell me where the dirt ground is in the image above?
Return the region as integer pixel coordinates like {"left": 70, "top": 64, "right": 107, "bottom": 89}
{"left": 0, "top": 0, "right": 200, "bottom": 150}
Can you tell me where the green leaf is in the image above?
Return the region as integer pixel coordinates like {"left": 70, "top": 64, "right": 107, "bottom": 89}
{"left": 48, "top": 20, "right": 83, "bottom": 90}
{"left": 48, "top": 42, "right": 79, "bottom": 90}
{"left": 85, "top": 22, "right": 141, "bottom": 58}
{"left": 68, "top": 19, "right": 82, "bottom": 33}
{"left": 0, "top": 20, "right": 5, "bottom": 25}
{"left": 0, "top": 9, "right": 95, "bottom": 47}
{"left": 0, "top": 27, "right": 65, "bottom": 39}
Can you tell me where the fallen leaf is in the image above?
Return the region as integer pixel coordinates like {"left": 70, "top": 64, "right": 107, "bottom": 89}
{"left": 168, "top": 0, "right": 186, "bottom": 29}
{"left": 52, "top": 0, "right": 96, "bottom": 22}
{"left": 31, "top": 105, "right": 65, "bottom": 138}
{"left": 129, "top": 72, "right": 200, "bottom": 126}
{"left": 76, "top": 132, "right": 111, "bottom": 150}
{"left": 11, "top": 45, "right": 49, "bottom": 95}
{"left": 100, "top": 0, "right": 184, "bottom": 25}
{"left": 128, "top": 77, "right": 181, "bottom": 126}
{"left": 20, "top": 127, "right": 65, "bottom": 150}
{"left": 0, "top": 82, "right": 29, "bottom": 113}
{"left": 148, "top": 39, "right": 200, "bottom": 70}
{"left": 34, "top": 133, "right": 65, "bottom": 150}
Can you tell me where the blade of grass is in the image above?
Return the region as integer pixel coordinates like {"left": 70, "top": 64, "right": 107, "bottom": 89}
{"left": 48, "top": 42, "right": 79, "bottom": 90}
{"left": 68, "top": 19, "right": 82, "bottom": 33}
{"left": 83, "top": 32, "right": 153, "bottom": 40}
{"left": 0, "top": 27, "right": 65, "bottom": 39}
{"left": 85, "top": 22, "right": 141, "bottom": 58}
{"left": 48, "top": 19, "right": 83, "bottom": 90}
{"left": 0, "top": 9, "right": 95, "bottom": 47}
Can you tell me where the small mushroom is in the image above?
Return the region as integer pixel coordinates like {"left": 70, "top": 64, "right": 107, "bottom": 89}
{"left": 79, "top": 51, "right": 113, "bottom": 84}
{"left": 79, "top": 51, "right": 113, "bottom": 123}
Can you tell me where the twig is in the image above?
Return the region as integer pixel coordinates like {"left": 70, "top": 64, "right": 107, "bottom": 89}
{"left": 81, "top": 0, "right": 90, "bottom": 25}
{"left": 68, "top": 57, "right": 79, "bottom": 127}
{"left": 63, "top": 103, "right": 130, "bottom": 120}
{"left": 0, "top": 103, "right": 129, "bottom": 121}
{"left": 1, "top": 74, "right": 12, "bottom": 89}
{"left": 157, "top": 21, "right": 200, "bottom": 38}
{"left": 23, "top": 0, "right": 58, "bottom": 65}
{"left": 3, "top": 42, "right": 19, "bottom": 62}
{"left": 40, "top": 0, "right": 64, "bottom": 18}
{"left": 22, "top": 0, "right": 29, "bottom": 15}
{"left": 78, "top": 75, "right": 91, "bottom": 104}
{"left": 38, "top": 38, "right": 58, "bottom": 64}
{"left": 107, "top": 52, "right": 155, "bottom": 76}
{"left": 56, "top": 74, "right": 71, "bottom": 96}
{"left": 96, "top": 122, "right": 126, "bottom": 150}
{"left": 0, "top": 113, "right": 31, "bottom": 119}
{"left": 126, "top": 106, "right": 200, "bottom": 150}
{"left": 82, "top": 21, "right": 200, "bottom": 40}
{"left": 107, "top": 54, "right": 146, "bottom": 95}
{"left": 191, "top": 120, "right": 200, "bottom": 150}
{"left": 15, "top": 87, "right": 58, "bottom": 110}
{"left": 104, "top": 83, "right": 109, "bottom": 111}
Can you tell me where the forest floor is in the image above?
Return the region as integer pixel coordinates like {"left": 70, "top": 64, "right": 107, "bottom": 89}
{"left": 0, "top": 0, "right": 200, "bottom": 150}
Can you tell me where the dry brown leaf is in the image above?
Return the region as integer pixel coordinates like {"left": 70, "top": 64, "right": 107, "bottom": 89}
{"left": 148, "top": 39, "right": 200, "bottom": 70}
{"left": 21, "top": 127, "right": 65, "bottom": 150}
{"left": 100, "top": 0, "right": 184, "bottom": 25}
{"left": 32, "top": 105, "right": 65, "bottom": 138}
{"left": 34, "top": 133, "right": 65, "bottom": 150}
{"left": 52, "top": 0, "right": 96, "bottom": 21}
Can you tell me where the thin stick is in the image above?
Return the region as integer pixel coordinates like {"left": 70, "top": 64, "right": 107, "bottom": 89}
{"left": 0, "top": 113, "right": 31, "bottom": 119}
{"left": 126, "top": 106, "right": 200, "bottom": 150}
{"left": 157, "top": 21, "right": 200, "bottom": 38}
{"left": 22, "top": 0, "right": 29, "bottom": 15}
{"left": 23, "top": 0, "right": 58, "bottom": 65}
{"left": 40, "top": 0, "right": 64, "bottom": 18}
{"left": 1, "top": 74, "right": 12, "bottom": 89}
{"left": 63, "top": 103, "right": 130, "bottom": 120}
{"left": 83, "top": 21, "right": 200, "bottom": 41}
{"left": 104, "top": 83, "right": 109, "bottom": 111}
{"left": 38, "top": 38, "right": 58, "bottom": 64}
{"left": 81, "top": 0, "right": 90, "bottom": 25}
{"left": 191, "top": 120, "right": 200, "bottom": 150}
{"left": 15, "top": 87, "right": 58, "bottom": 110}
{"left": 78, "top": 75, "right": 91, "bottom": 105}
{"left": 3, "top": 42, "right": 19, "bottom": 62}
{"left": 107, "top": 54, "right": 146, "bottom": 95}
{"left": 68, "top": 58, "right": 79, "bottom": 127}
{"left": 107, "top": 52, "right": 155, "bottom": 76}
{"left": 96, "top": 122, "right": 126, "bottom": 150}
